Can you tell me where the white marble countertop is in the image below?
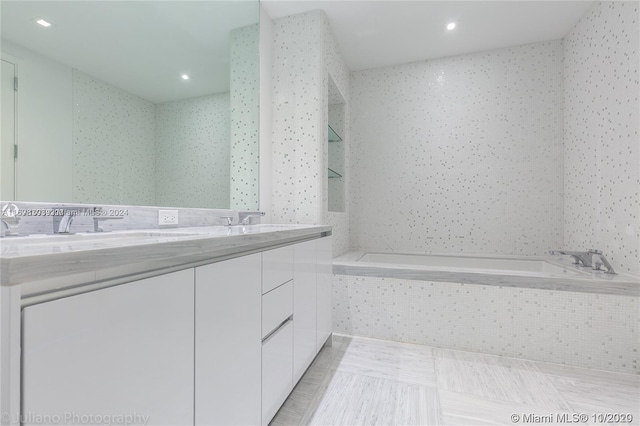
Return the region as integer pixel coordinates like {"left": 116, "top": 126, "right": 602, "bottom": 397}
{"left": 0, "top": 224, "right": 331, "bottom": 295}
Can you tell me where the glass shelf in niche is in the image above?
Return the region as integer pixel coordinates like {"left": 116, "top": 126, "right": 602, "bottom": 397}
{"left": 328, "top": 125, "right": 342, "bottom": 142}
{"left": 328, "top": 167, "right": 342, "bottom": 179}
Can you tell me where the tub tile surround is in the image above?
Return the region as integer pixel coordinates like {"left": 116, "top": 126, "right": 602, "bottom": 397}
{"left": 332, "top": 274, "right": 639, "bottom": 374}
{"left": 345, "top": 1, "right": 639, "bottom": 278}
{"left": 349, "top": 40, "right": 564, "bottom": 257}
{"left": 272, "top": 335, "right": 640, "bottom": 425}
{"left": 327, "top": 212, "right": 350, "bottom": 257}
{"left": 322, "top": 1, "right": 640, "bottom": 380}
{"left": 563, "top": 1, "right": 640, "bottom": 277}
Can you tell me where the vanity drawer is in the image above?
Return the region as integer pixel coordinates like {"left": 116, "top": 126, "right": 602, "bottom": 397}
{"left": 262, "top": 281, "right": 293, "bottom": 339}
{"left": 261, "top": 320, "right": 293, "bottom": 425}
{"left": 262, "top": 245, "right": 294, "bottom": 294}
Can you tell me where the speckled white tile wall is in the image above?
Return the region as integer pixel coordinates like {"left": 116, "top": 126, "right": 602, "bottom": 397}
{"left": 155, "top": 94, "right": 230, "bottom": 209}
{"left": 327, "top": 212, "right": 350, "bottom": 257}
{"left": 333, "top": 274, "right": 639, "bottom": 374}
{"left": 230, "top": 23, "right": 260, "bottom": 210}
{"left": 349, "top": 41, "right": 564, "bottom": 256}
{"left": 564, "top": 2, "right": 640, "bottom": 277}
{"left": 73, "top": 70, "right": 232, "bottom": 209}
{"left": 73, "top": 70, "right": 156, "bottom": 206}
{"left": 271, "top": 10, "right": 352, "bottom": 256}
{"left": 271, "top": 11, "right": 325, "bottom": 225}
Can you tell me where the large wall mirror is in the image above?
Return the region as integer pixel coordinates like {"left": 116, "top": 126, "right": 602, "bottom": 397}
{"left": 0, "top": 0, "right": 259, "bottom": 210}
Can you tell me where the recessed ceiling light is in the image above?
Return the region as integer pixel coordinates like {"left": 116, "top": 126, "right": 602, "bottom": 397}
{"left": 181, "top": 74, "right": 189, "bottom": 80}
{"left": 36, "top": 18, "right": 52, "bottom": 28}
{"left": 446, "top": 22, "right": 456, "bottom": 31}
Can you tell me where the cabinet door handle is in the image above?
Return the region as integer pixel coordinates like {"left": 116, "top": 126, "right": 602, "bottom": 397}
{"left": 262, "top": 316, "right": 293, "bottom": 343}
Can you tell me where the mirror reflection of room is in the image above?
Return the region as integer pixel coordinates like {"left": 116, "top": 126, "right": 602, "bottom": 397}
{"left": 0, "top": 1, "right": 259, "bottom": 209}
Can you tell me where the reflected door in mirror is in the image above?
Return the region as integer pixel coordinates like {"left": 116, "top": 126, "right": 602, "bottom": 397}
{"left": 1, "top": 58, "right": 16, "bottom": 200}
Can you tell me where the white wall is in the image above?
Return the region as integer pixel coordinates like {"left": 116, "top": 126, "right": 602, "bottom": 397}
{"left": 1, "top": 41, "right": 73, "bottom": 203}
{"left": 349, "top": 41, "right": 565, "bottom": 256}
{"left": 563, "top": 1, "right": 640, "bottom": 277}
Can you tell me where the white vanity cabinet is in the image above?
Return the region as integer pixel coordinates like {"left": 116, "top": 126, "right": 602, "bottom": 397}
{"left": 316, "top": 236, "right": 333, "bottom": 351}
{"left": 195, "top": 253, "right": 262, "bottom": 426}
{"left": 260, "top": 236, "right": 333, "bottom": 425}
{"left": 292, "top": 239, "right": 318, "bottom": 383}
{"left": 21, "top": 269, "right": 195, "bottom": 426}
{"left": 262, "top": 244, "right": 294, "bottom": 293}
{"left": 16, "top": 232, "right": 332, "bottom": 426}
{"left": 261, "top": 246, "right": 294, "bottom": 425}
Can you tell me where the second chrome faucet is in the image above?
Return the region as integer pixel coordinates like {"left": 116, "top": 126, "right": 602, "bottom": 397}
{"left": 549, "top": 249, "right": 616, "bottom": 274}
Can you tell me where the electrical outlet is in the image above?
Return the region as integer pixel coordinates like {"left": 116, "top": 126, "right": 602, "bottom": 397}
{"left": 158, "top": 209, "right": 179, "bottom": 226}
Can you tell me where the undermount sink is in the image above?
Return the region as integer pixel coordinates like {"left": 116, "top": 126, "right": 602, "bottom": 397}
{"left": 80, "top": 231, "right": 202, "bottom": 238}
{"left": 1, "top": 230, "right": 203, "bottom": 246}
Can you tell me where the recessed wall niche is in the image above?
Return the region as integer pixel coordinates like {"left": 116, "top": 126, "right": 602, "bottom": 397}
{"left": 328, "top": 73, "right": 346, "bottom": 212}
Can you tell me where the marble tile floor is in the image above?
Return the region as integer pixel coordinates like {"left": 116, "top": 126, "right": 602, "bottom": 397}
{"left": 271, "top": 335, "right": 640, "bottom": 426}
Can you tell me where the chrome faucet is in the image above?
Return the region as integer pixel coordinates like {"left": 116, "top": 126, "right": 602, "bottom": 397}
{"left": 238, "top": 211, "right": 265, "bottom": 225}
{"left": 590, "top": 250, "right": 616, "bottom": 274}
{"left": 1, "top": 203, "right": 20, "bottom": 237}
{"left": 90, "top": 207, "right": 125, "bottom": 232}
{"left": 1, "top": 216, "right": 20, "bottom": 237}
{"left": 53, "top": 208, "right": 81, "bottom": 234}
{"left": 550, "top": 249, "right": 616, "bottom": 274}
{"left": 1, "top": 217, "right": 19, "bottom": 237}
{"left": 549, "top": 250, "right": 594, "bottom": 267}
{"left": 220, "top": 216, "right": 234, "bottom": 226}
{"left": 93, "top": 216, "right": 124, "bottom": 232}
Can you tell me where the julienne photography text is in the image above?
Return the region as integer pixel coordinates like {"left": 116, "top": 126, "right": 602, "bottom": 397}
{"left": 1, "top": 411, "right": 149, "bottom": 425}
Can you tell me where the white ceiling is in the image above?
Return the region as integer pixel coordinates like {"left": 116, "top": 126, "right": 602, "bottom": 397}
{"left": 1, "top": 1, "right": 595, "bottom": 102}
{"left": 261, "top": 1, "right": 595, "bottom": 71}
{"left": 1, "top": 1, "right": 258, "bottom": 103}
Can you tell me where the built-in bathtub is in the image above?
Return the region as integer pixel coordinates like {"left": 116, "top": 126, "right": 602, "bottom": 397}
{"left": 332, "top": 251, "right": 640, "bottom": 374}
{"left": 334, "top": 251, "right": 638, "bottom": 296}
{"left": 360, "top": 251, "right": 589, "bottom": 274}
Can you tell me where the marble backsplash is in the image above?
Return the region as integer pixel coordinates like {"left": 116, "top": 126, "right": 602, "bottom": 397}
{"left": 0, "top": 201, "right": 255, "bottom": 236}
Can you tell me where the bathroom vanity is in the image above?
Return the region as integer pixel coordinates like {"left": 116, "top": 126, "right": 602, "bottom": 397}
{"left": 0, "top": 224, "right": 332, "bottom": 426}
